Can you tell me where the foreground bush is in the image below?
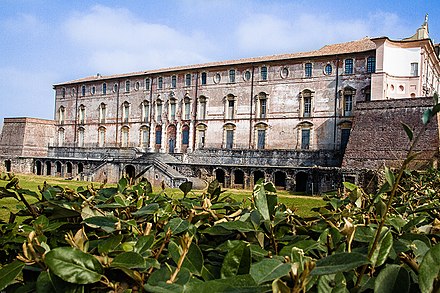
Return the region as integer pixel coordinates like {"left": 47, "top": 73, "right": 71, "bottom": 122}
{"left": 0, "top": 167, "right": 439, "bottom": 292}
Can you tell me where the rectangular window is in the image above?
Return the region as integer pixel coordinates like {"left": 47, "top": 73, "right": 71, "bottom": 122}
{"left": 257, "top": 130, "right": 265, "bottom": 149}
{"left": 341, "top": 129, "right": 350, "bottom": 150}
{"left": 185, "top": 102, "right": 191, "bottom": 120}
{"left": 125, "top": 81, "right": 130, "bottom": 92}
{"left": 344, "top": 95, "right": 353, "bottom": 116}
{"left": 99, "top": 106, "right": 106, "bottom": 124}
{"left": 142, "top": 103, "right": 149, "bottom": 123}
{"left": 170, "top": 103, "right": 176, "bottom": 120}
{"left": 410, "top": 62, "right": 419, "bottom": 76}
{"left": 145, "top": 78, "right": 150, "bottom": 90}
{"left": 261, "top": 66, "right": 267, "bottom": 81}
{"left": 201, "top": 72, "right": 207, "bottom": 85}
{"left": 123, "top": 104, "right": 129, "bottom": 123}
{"left": 157, "top": 104, "right": 162, "bottom": 121}
{"left": 229, "top": 69, "right": 236, "bottom": 83}
{"left": 79, "top": 108, "right": 85, "bottom": 124}
{"left": 304, "top": 97, "right": 311, "bottom": 117}
{"left": 260, "top": 99, "right": 267, "bottom": 118}
{"left": 158, "top": 77, "right": 163, "bottom": 89}
{"left": 367, "top": 57, "right": 376, "bottom": 73}
{"left": 301, "top": 129, "right": 310, "bottom": 150}
{"left": 156, "top": 130, "right": 162, "bottom": 145}
{"left": 226, "top": 130, "right": 234, "bottom": 149}
{"left": 98, "top": 129, "right": 105, "bottom": 147}
{"left": 345, "top": 59, "right": 353, "bottom": 74}
{"left": 185, "top": 74, "right": 191, "bottom": 86}
{"left": 141, "top": 129, "right": 149, "bottom": 147}
{"left": 81, "top": 85, "right": 86, "bottom": 96}
{"left": 182, "top": 130, "right": 189, "bottom": 145}
{"left": 102, "top": 83, "right": 107, "bottom": 95}
{"left": 305, "top": 63, "right": 312, "bottom": 77}
{"left": 200, "top": 101, "right": 206, "bottom": 120}
{"left": 228, "top": 100, "right": 234, "bottom": 119}
{"left": 59, "top": 108, "right": 65, "bottom": 124}
{"left": 171, "top": 76, "right": 177, "bottom": 88}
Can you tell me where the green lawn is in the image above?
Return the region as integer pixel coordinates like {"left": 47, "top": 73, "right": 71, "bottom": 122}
{"left": 0, "top": 174, "right": 325, "bottom": 221}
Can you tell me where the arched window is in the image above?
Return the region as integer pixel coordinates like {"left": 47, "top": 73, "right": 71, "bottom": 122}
{"left": 324, "top": 64, "right": 332, "bottom": 75}
{"left": 257, "top": 92, "right": 268, "bottom": 118}
{"left": 171, "top": 75, "right": 177, "bottom": 88}
{"left": 182, "top": 125, "right": 190, "bottom": 145}
{"left": 342, "top": 87, "right": 356, "bottom": 116}
{"left": 140, "top": 126, "right": 149, "bottom": 148}
{"left": 156, "top": 99, "right": 163, "bottom": 121}
{"left": 78, "top": 105, "right": 86, "bottom": 125}
{"left": 198, "top": 96, "right": 207, "bottom": 120}
{"left": 225, "top": 94, "right": 236, "bottom": 119}
{"left": 184, "top": 96, "right": 191, "bottom": 120}
{"left": 122, "top": 101, "right": 130, "bottom": 123}
{"left": 58, "top": 128, "right": 64, "bottom": 146}
{"left": 99, "top": 103, "right": 106, "bottom": 124}
{"left": 58, "top": 106, "right": 65, "bottom": 124}
{"left": 121, "top": 126, "right": 129, "bottom": 147}
{"left": 78, "top": 127, "right": 85, "bottom": 147}
{"left": 169, "top": 98, "right": 177, "bottom": 121}
{"left": 196, "top": 123, "right": 207, "bottom": 149}
{"left": 125, "top": 80, "right": 130, "bottom": 92}
{"left": 142, "top": 100, "right": 150, "bottom": 123}
{"left": 201, "top": 72, "right": 207, "bottom": 85}
{"left": 102, "top": 83, "right": 107, "bottom": 95}
{"left": 145, "top": 78, "right": 150, "bottom": 91}
{"left": 158, "top": 77, "right": 163, "bottom": 89}
{"left": 234, "top": 169, "right": 244, "bottom": 185}
{"left": 301, "top": 89, "right": 314, "bottom": 117}
{"left": 229, "top": 69, "right": 236, "bottom": 83}
{"left": 255, "top": 123, "right": 267, "bottom": 150}
{"left": 81, "top": 85, "right": 86, "bottom": 96}
{"left": 185, "top": 74, "right": 191, "bottom": 86}
{"left": 223, "top": 123, "right": 236, "bottom": 149}
{"left": 98, "top": 127, "right": 106, "bottom": 147}
{"left": 155, "top": 125, "right": 162, "bottom": 147}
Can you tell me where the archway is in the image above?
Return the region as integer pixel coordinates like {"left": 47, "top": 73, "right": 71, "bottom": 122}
{"left": 296, "top": 172, "right": 308, "bottom": 192}
{"left": 4, "top": 160, "right": 11, "bottom": 172}
{"left": 66, "top": 162, "right": 73, "bottom": 175}
{"left": 274, "top": 171, "right": 286, "bottom": 189}
{"left": 215, "top": 169, "right": 225, "bottom": 186}
{"left": 234, "top": 169, "right": 245, "bottom": 187}
{"left": 125, "top": 165, "right": 136, "bottom": 182}
{"left": 45, "top": 161, "right": 52, "bottom": 176}
{"left": 35, "top": 161, "right": 42, "bottom": 175}
{"left": 253, "top": 170, "right": 265, "bottom": 185}
{"left": 78, "top": 162, "right": 84, "bottom": 174}
{"left": 56, "top": 161, "right": 62, "bottom": 176}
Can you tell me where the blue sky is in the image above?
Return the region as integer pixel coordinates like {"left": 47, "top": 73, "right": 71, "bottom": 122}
{"left": 1, "top": 0, "right": 439, "bottom": 130}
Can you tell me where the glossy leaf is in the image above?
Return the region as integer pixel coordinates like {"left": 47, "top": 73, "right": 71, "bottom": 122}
{"left": 83, "top": 216, "right": 118, "bottom": 233}
{"left": 167, "top": 218, "right": 190, "bottom": 235}
{"left": 401, "top": 122, "right": 413, "bottom": 141}
{"left": 311, "top": 252, "right": 369, "bottom": 275}
{"left": 250, "top": 258, "right": 291, "bottom": 285}
{"left": 187, "top": 274, "right": 269, "bottom": 293}
{"left": 422, "top": 108, "right": 432, "bottom": 125}
{"left": 179, "top": 181, "right": 193, "bottom": 197}
{"left": 45, "top": 247, "right": 103, "bottom": 284}
{"left": 374, "top": 264, "right": 410, "bottom": 293}
{"left": 98, "top": 234, "right": 123, "bottom": 254}
{"left": 36, "top": 271, "right": 83, "bottom": 293}
{"left": 111, "top": 251, "right": 145, "bottom": 269}
{"left": 0, "top": 260, "right": 25, "bottom": 290}
{"left": 419, "top": 243, "right": 440, "bottom": 293}
{"left": 370, "top": 229, "right": 393, "bottom": 267}
{"left": 221, "top": 241, "right": 251, "bottom": 278}
{"left": 384, "top": 167, "right": 395, "bottom": 187}
{"left": 169, "top": 240, "right": 204, "bottom": 275}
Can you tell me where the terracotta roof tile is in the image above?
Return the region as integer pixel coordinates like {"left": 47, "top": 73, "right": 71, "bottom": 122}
{"left": 54, "top": 37, "right": 376, "bottom": 86}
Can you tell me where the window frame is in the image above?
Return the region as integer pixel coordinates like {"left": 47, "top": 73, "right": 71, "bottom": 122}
{"left": 305, "top": 63, "right": 312, "bottom": 77}
{"left": 345, "top": 59, "right": 354, "bottom": 75}
{"left": 367, "top": 56, "right": 376, "bottom": 73}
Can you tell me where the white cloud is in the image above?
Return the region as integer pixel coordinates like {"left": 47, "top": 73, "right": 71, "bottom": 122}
{"left": 63, "top": 5, "right": 214, "bottom": 74}
{"left": 2, "top": 13, "right": 46, "bottom": 36}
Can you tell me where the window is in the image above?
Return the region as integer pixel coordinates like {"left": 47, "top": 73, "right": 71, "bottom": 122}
{"left": 156, "top": 100, "right": 162, "bottom": 121}
{"left": 229, "top": 69, "right": 236, "bottom": 83}
{"left": 341, "top": 128, "right": 350, "bottom": 150}
{"left": 158, "top": 77, "right": 163, "bottom": 89}
{"left": 199, "top": 96, "right": 207, "bottom": 120}
{"left": 257, "top": 92, "right": 267, "bottom": 118}
{"left": 171, "top": 75, "right": 177, "bottom": 88}
{"left": 98, "top": 127, "right": 105, "bottom": 147}
{"left": 113, "top": 83, "right": 118, "bottom": 93}
{"left": 325, "top": 64, "right": 332, "bottom": 75}
{"left": 122, "top": 102, "right": 130, "bottom": 123}
{"left": 304, "top": 97, "right": 311, "bottom": 117}
{"left": 182, "top": 125, "right": 189, "bottom": 145}
{"left": 102, "top": 83, "right": 107, "bottom": 95}
{"left": 145, "top": 78, "right": 150, "bottom": 90}
{"left": 255, "top": 124, "right": 266, "bottom": 150}
{"left": 244, "top": 70, "right": 251, "bottom": 81}
{"left": 184, "top": 98, "right": 191, "bottom": 120}
{"left": 170, "top": 100, "right": 176, "bottom": 121}
{"left": 61, "top": 88, "right": 66, "bottom": 98}
{"left": 344, "top": 95, "right": 353, "bottom": 116}
{"left": 197, "top": 124, "right": 206, "bottom": 148}
{"left": 305, "top": 63, "right": 312, "bottom": 77}
{"left": 411, "top": 62, "right": 419, "bottom": 76}
{"left": 91, "top": 86, "right": 96, "bottom": 95}
{"left": 226, "top": 95, "right": 235, "bottom": 119}
{"left": 79, "top": 105, "right": 85, "bottom": 124}
{"left": 155, "top": 126, "right": 162, "bottom": 145}
{"left": 301, "top": 129, "right": 310, "bottom": 149}
{"left": 81, "top": 85, "right": 86, "bottom": 96}
{"left": 58, "top": 128, "right": 64, "bottom": 146}
{"left": 281, "top": 67, "right": 289, "bottom": 78}
{"left": 185, "top": 74, "right": 191, "bottom": 86}
{"left": 226, "top": 129, "right": 234, "bottom": 149}
{"left": 99, "top": 103, "right": 106, "bottom": 124}
{"left": 58, "top": 106, "right": 65, "bottom": 124}
{"left": 140, "top": 126, "right": 149, "bottom": 147}
{"left": 201, "top": 72, "right": 207, "bottom": 85}
{"left": 367, "top": 57, "right": 376, "bottom": 73}
{"left": 142, "top": 101, "right": 149, "bottom": 123}
{"left": 78, "top": 128, "right": 85, "bottom": 147}
{"left": 363, "top": 86, "right": 371, "bottom": 101}
{"left": 135, "top": 81, "right": 140, "bottom": 90}
{"left": 125, "top": 80, "right": 130, "bottom": 92}
{"left": 214, "top": 73, "right": 221, "bottom": 83}
{"left": 261, "top": 66, "right": 267, "bottom": 81}
{"left": 121, "top": 127, "right": 129, "bottom": 147}
{"left": 345, "top": 59, "right": 353, "bottom": 74}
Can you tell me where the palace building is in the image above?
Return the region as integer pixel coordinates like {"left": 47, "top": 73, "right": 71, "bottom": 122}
{"left": 1, "top": 18, "right": 440, "bottom": 193}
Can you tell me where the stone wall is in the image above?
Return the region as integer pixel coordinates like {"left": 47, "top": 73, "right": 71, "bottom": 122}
{"left": 342, "top": 97, "right": 439, "bottom": 170}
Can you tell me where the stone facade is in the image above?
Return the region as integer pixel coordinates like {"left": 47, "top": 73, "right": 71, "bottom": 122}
{"left": 1, "top": 20, "right": 440, "bottom": 193}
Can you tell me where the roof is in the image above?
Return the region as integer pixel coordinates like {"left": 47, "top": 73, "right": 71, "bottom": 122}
{"left": 54, "top": 37, "right": 376, "bottom": 86}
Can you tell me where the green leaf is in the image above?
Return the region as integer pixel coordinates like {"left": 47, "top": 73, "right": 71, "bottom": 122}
{"left": 134, "top": 235, "right": 155, "bottom": 255}
{"left": 221, "top": 241, "right": 251, "bottom": 278}
{"left": 169, "top": 240, "right": 204, "bottom": 275}
{"left": 83, "top": 216, "right": 118, "bottom": 233}
{"left": 132, "top": 203, "right": 160, "bottom": 217}
{"left": 253, "top": 181, "right": 277, "bottom": 221}
{"left": 422, "top": 109, "right": 432, "bottom": 125}
{"left": 98, "top": 235, "right": 124, "bottom": 254}
{"left": 370, "top": 229, "right": 393, "bottom": 267}
{"left": 0, "top": 260, "right": 25, "bottom": 290}
{"left": 343, "top": 181, "right": 357, "bottom": 191}
{"left": 250, "top": 258, "right": 291, "bottom": 285}
{"left": 374, "top": 264, "right": 410, "bottom": 293}
{"left": 36, "top": 271, "right": 84, "bottom": 293}
{"left": 118, "top": 177, "right": 128, "bottom": 192}
{"left": 45, "top": 247, "right": 103, "bottom": 284}
{"left": 167, "top": 218, "right": 190, "bottom": 235}
{"left": 317, "top": 272, "right": 347, "bottom": 293}
{"left": 216, "top": 221, "right": 256, "bottom": 233}
{"left": 419, "top": 243, "right": 440, "bottom": 293}
{"left": 179, "top": 181, "right": 193, "bottom": 197}
{"left": 384, "top": 167, "right": 395, "bottom": 187}
{"left": 401, "top": 122, "right": 413, "bottom": 141}
{"left": 412, "top": 240, "right": 430, "bottom": 264}
{"left": 111, "top": 251, "right": 145, "bottom": 269}
{"left": 311, "top": 252, "right": 369, "bottom": 275}
{"left": 186, "top": 274, "right": 269, "bottom": 293}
